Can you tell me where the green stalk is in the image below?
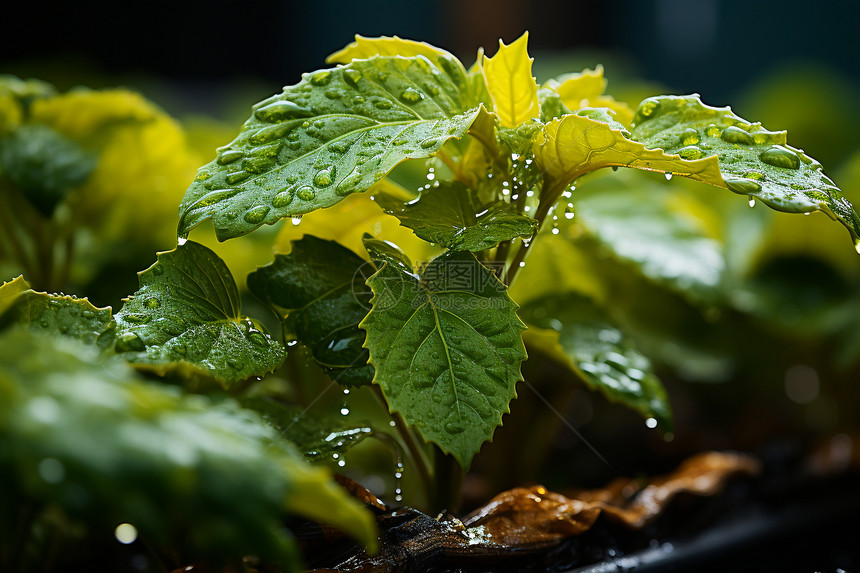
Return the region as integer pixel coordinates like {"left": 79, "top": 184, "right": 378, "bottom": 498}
{"left": 430, "top": 448, "right": 463, "bottom": 514}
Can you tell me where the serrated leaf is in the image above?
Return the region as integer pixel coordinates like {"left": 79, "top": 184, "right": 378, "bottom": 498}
{"left": 0, "top": 275, "right": 29, "bottom": 316}
{"left": 0, "top": 124, "right": 97, "bottom": 216}
{"left": 630, "top": 94, "right": 860, "bottom": 248}
{"left": 327, "top": 35, "right": 461, "bottom": 70}
{"left": 114, "top": 241, "right": 284, "bottom": 386}
{"left": 520, "top": 293, "right": 672, "bottom": 430}
{"left": 359, "top": 239, "right": 526, "bottom": 468}
{"left": 0, "top": 328, "right": 377, "bottom": 565}
{"left": 248, "top": 236, "right": 374, "bottom": 386}
{"left": 482, "top": 33, "right": 540, "bottom": 128}
{"left": 178, "top": 57, "right": 481, "bottom": 241}
{"left": 242, "top": 396, "right": 372, "bottom": 463}
{"left": 376, "top": 180, "right": 538, "bottom": 251}
{"left": 535, "top": 113, "right": 723, "bottom": 198}
{"left": 1, "top": 287, "right": 114, "bottom": 347}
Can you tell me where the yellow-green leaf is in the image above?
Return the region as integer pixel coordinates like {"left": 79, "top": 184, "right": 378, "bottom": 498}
{"left": 327, "top": 35, "right": 456, "bottom": 66}
{"left": 0, "top": 275, "right": 30, "bottom": 316}
{"left": 554, "top": 65, "right": 633, "bottom": 125}
{"left": 482, "top": 33, "right": 540, "bottom": 128}
{"left": 534, "top": 113, "right": 723, "bottom": 196}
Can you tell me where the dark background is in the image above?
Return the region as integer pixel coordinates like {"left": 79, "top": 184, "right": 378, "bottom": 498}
{"left": 3, "top": 0, "right": 858, "bottom": 117}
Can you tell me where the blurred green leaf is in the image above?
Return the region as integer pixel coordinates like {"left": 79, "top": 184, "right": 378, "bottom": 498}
{"left": 520, "top": 293, "right": 672, "bottom": 430}
{"left": 0, "top": 329, "right": 377, "bottom": 566}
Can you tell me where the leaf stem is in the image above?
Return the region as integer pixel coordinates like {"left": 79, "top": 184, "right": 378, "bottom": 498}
{"left": 504, "top": 183, "right": 562, "bottom": 286}
{"left": 430, "top": 448, "right": 462, "bottom": 514}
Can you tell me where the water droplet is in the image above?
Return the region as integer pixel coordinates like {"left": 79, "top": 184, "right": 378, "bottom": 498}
{"left": 678, "top": 145, "right": 704, "bottom": 160}
{"left": 645, "top": 417, "right": 658, "bottom": 429}
{"left": 247, "top": 329, "right": 269, "bottom": 348}
{"left": 144, "top": 297, "right": 160, "bottom": 309}
{"left": 195, "top": 171, "right": 211, "bottom": 181}
{"left": 343, "top": 388, "right": 350, "bottom": 395}
{"left": 400, "top": 87, "right": 424, "bottom": 104}
{"left": 854, "top": 240, "right": 860, "bottom": 255}
{"left": 759, "top": 145, "right": 800, "bottom": 170}
{"left": 124, "top": 313, "right": 150, "bottom": 324}
{"left": 216, "top": 150, "right": 243, "bottom": 165}
{"left": 309, "top": 70, "right": 332, "bottom": 86}
{"left": 420, "top": 137, "right": 441, "bottom": 149}
{"left": 337, "top": 460, "right": 346, "bottom": 467}
{"left": 324, "top": 88, "right": 342, "bottom": 99}
{"left": 723, "top": 176, "right": 762, "bottom": 195}
{"left": 249, "top": 123, "right": 293, "bottom": 145}
{"left": 313, "top": 166, "right": 335, "bottom": 187}
{"left": 343, "top": 68, "right": 362, "bottom": 86}
{"left": 244, "top": 205, "right": 270, "bottom": 224}
{"left": 272, "top": 187, "right": 295, "bottom": 207}
{"left": 445, "top": 419, "right": 466, "bottom": 434}
{"left": 242, "top": 156, "right": 275, "bottom": 174}
{"left": 187, "top": 188, "right": 240, "bottom": 211}
{"left": 114, "top": 523, "right": 138, "bottom": 545}
{"left": 227, "top": 358, "right": 245, "bottom": 370}
{"left": 340, "top": 407, "right": 350, "bottom": 416}
{"left": 373, "top": 99, "right": 392, "bottom": 110}
{"left": 336, "top": 168, "right": 363, "bottom": 196}
{"left": 748, "top": 197, "right": 756, "bottom": 208}
{"left": 296, "top": 185, "right": 316, "bottom": 201}
{"left": 254, "top": 100, "right": 311, "bottom": 123}
{"left": 720, "top": 125, "right": 754, "bottom": 145}
{"left": 636, "top": 98, "right": 660, "bottom": 121}
{"left": 226, "top": 171, "right": 250, "bottom": 184}
{"left": 291, "top": 216, "right": 302, "bottom": 226}
{"left": 678, "top": 128, "right": 700, "bottom": 146}
{"left": 116, "top": 332, "right": 145, "bottom": 352}
{"left": 664, "top": 172, "right": 673, "bottom": 181}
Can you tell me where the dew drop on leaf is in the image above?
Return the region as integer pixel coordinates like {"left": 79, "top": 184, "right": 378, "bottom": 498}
{"left": 226, "top": 171, "right": 250, "bottom": 184}
{"left": 254, "top": 100, "right": 311, "bottom": 123}
{"left": 678, "top": 145, "right": 704, "bottom": 160}
{"left": 400, "top": 87, "right": 424, "bottom": 104}
{"left": 720, "top": 126, "right": 754, "bottom": 145}
{"left": 243, "top": 205, "right": 270, "bottom": 224}
{"left": 678, "top": 128, "right": 700, "bottom": 146}
{"left": 313, "top": 166, "right": 336, "bottom": 187}
{"left": 759, "top": 145, "right": 801, "bottom": 170}
{"left": 309, "top": 70, "right": 332, "bottom": 86}
{"left": 216, "top": 150, "right": 244, "bottom": 165}
{"left": 343, "top": 68, "right": 362, "bottom": 86}
{"left": 143, "top": 297, "right": 160, "bottom": 309}
{"left": 272, "top": 188, "right": 295, "bottom": 208}
{"left": 297, "top": 185, "right": 316, "bottom": 201}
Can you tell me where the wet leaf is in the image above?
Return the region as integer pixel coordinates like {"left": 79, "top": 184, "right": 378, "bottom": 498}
{"left": 242, "top": 396, "right": 372, "bottom": 463}
{"left": 0, "top": 124, "right": 97, "bottom": 216}
{"left": 482, "top": 33, "right": 540, "bottom": 128}
{"left": 178, "top": 56, "right": 481, "bottom": 240}
{"left": 114, "top": 241, "right": 284, "bottom": 387}
{"left": 1, "top": 287, "right": 114, "bottom": 348}
{"left": 327, "top": 35, "right": 462, "bottom": 70}
{"left": 630, "top": 94, "right": 860, "bottom": 249}
{"left": 359, "top": 238, "right": 526, "bottom": 468}
{"left": 0, "top": 328, "right": 377, "bottom": 564}
{"left": 376, "top": 181, "right": 538, "bottom": 251}
{"left": 520, "top": 293, "right": 672, "bottom": 430}
{"left": 0, "top": 275, "right": 29, "bottom": 316}
{"left": 248, "top": 236, "right": 374, "bottom": 386}
{"left": 534, "top": 113, "right": 722, "bottom": 199}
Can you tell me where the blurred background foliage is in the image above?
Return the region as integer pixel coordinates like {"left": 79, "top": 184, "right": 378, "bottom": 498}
{"left": 1, "top": 1, "right": 859, "bottom": 565}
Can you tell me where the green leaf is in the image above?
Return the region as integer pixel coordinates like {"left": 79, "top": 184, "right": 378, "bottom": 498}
{"left": 178, "top": 56, "right": 481, "bottom": 241}
{"left": 114, "top": 241, "right": 285, "bottom": 386}
{"left": 247, "top": 236, "right": 374, "bottom": 386}
{"left": 573, "top": 172, "right": 726, "bottom": 305}
{"left": 376, "top": 180, "right": 538, "bottom": 251}
{"left": 0, "top": 328, "right": 377, "bottom": 565}
{"left": 519, "top": 293, "right": 672, "bottom": 430}
{"left": 0, "top": 288, "right": 114, "bottom": 347}
{"left": 359, "top": 238, "right": 526, "bottom": 468}
{"left": 0, "top": 275, "right": 29, "bottom": 316}
{"left": 241, "top": 396, "right": 372, "bottom": 463}
{"left": 0, "top": 124, "right": 97, "bottom": 216}
{"left": 630, "top": 94, "right": 860, "bottom": 249}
